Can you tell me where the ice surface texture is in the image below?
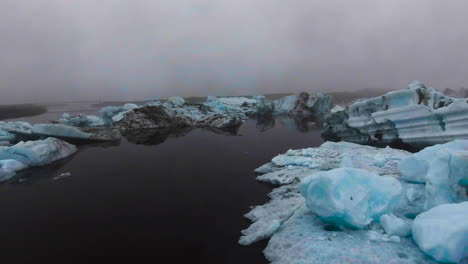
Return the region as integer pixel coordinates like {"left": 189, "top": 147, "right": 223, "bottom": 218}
{"left": 300, "top": 168, "right": 402, "bottom": 229}
{"left": 242, "top": 141, "right": 467, "bottom": 263}
{"left": 399, "top": 140, "right": 468, "bottom": 210}
{"left": 412, "top": 202, "right": 468, "bottom": 263}
{"left": 322, "top": 81, "right": 468, "bottom": 148}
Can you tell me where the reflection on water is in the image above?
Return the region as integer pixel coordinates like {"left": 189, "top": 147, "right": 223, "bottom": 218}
{"left": 256, "top": 115, "right": 320, "bottom": 133}
{"left": 0, "top": 109, "right": 325, "bottom": 263}
{"left": 122, "top": 126, "right": 241, "bottom": 146}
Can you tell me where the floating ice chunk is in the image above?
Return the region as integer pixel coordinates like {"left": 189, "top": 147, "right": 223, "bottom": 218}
{"left": 412, "top": 202, "right": 468, "bottom": 263}
{"left": 322, "top": 81, "right": 468, "bottom": 148}
{"left": 59, "top": 113, "right": 105, "bottom": 127}
{"left": 0, "top": 159, "right": 27, "bottom": 181}
{"left": 0, "top": 138, "right": 77, "bottom": 166}
{"left": 379, "top": 214, "right": 412, "bottom": 237}
{"left": 300, "top": 168, "right": 402, "bottom": 229}
{"left": 399, "top": 140, "right": 468, "bottom": 183}
{"left": 53, "top": 172, "right": 72, "bottom": 180}
{"left": 167, "top": 96, "right": 185, "bottom": 107}
{"left": 32, "top": 124, "right": 93, "bottom": 139}
{"left": 0, "top": 121, "right": 34, "bottom": 143}
{"left": 99, "top": 103, "right": 139, "bottom": 125}
{"left": 331, "top": 105, "right": 345, "bottom": 113}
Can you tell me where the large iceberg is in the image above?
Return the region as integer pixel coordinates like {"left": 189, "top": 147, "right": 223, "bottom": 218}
{"left": 114, "top": 103, "right": 246, "bottom": 132}
{"left": 412, "top": 202, "right": 468, "bottom": 263}
{"left": 300, "top": 168, "right": 402, "bottom": 229}
{"left": 240, "top": 141, "right": 467, "bottom": 263}
{"left": 204, "top": 92, "right": 333, "bottom": 118}
{"left": 0, "top": 138, "right": 77, "bottom": 181}
{"left": 321, "top": 81, "right": 468, "bottom": 148}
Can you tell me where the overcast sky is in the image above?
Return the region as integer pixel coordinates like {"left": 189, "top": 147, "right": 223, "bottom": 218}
{"left": 1, "top": 0, "right": 467, "bottom": 103}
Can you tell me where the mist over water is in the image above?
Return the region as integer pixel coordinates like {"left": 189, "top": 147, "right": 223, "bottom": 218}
{"left": 1, "top": 0, "right": 468, "bottom": 103}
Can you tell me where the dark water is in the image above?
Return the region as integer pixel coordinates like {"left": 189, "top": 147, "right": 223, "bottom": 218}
{"left": 0, "top": 115, "right": 324, "bottom": 263}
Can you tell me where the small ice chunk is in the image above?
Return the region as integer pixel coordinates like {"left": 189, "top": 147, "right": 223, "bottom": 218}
{"left": 167, "top": 96, "right": 185, "bottom": 107}
{"left": 379, "top": 214, "right": 412, "bottom": 237}
{"left": 300, "top": 168, "right": 402, "bottom": 229}
{"left": 32, "top": 124, "right": 93, "bottom": 139}
{"left": 412, "top": 202, "right": 468, "bottom": 263}
{"left": 0, "top": 138, "right": 77, "bottom": 166}
{"left": 53, "top": 172, "right": 72, "bottom": 180}
{"left": 367, "top": 230, "right": 401, "bottom": 243}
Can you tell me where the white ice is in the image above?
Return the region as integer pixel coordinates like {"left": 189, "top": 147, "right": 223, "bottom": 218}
{"left": 412, "top": 202, "right": 468, "bottom": 263}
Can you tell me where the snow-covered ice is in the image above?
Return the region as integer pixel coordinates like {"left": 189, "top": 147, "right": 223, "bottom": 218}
{"left": 240, "top": 140, "right": 466, "bottom": 263}
{"left": 412, "top": 202, "right": 468, "bottom": 263}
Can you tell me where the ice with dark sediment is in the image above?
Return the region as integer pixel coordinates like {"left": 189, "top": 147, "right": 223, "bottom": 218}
{"left": 321, "top": 81, "right": 468, "bottom": 148}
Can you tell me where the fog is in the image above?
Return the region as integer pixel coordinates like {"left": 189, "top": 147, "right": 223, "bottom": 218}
{"left": 1, "top": 0, "right": 467, "bottom": 104}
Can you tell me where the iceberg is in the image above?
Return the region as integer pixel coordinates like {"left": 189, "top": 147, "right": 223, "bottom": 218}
{"left": 424, "top": 149, "right": 468, "bottom": 210}
{"left": 0, "top": 138, "right": 77, "bottom": 166}
{"left": 240, "top": 141, "right": 411, "bottom": 246}
{"left": 166, "top": 96, "right": 185, "bottom": 107}
{"left": 58, "top": 113, "right": 105, "bottom": 127}
{"left": 203, "top": 93, "right": 333, "bottom": 118}
{"left": 115, "top": 102, "right": 246, "bottom": 132}
{"left": 99, "top": 103, "right": 139, "bottom": 126}
{"left": 412, "top": 202, "right": 468, "bottom": 263}
{"left": 32, "top": 124, "right": 93, "bottom": 139}
{"left": 32, "top": 124, "right": 121, "bottom": 142}
{"left": 321, "top": 81, "right": 468, "bottom": 148}
{"left": 0, "top": 138, "right": 77, "bottom": 182}
{"left": 240, "top": 141, "right": 453, "bottom": 263}
{"left": 398, "top": 140, "right": 468, "bottom": 210}
{"left": 299, "top": 168, "right": 402, "bottom": 229}
{"left": 0, "top": 159, "right": 27, "bottom": 181}
{"left": 398, "top": 140, "right": 468, "bottom": 183}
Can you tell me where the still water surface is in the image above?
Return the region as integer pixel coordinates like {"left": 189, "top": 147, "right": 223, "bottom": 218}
{"left": 0, "top": 105, "right": 324, "bottom": 263}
